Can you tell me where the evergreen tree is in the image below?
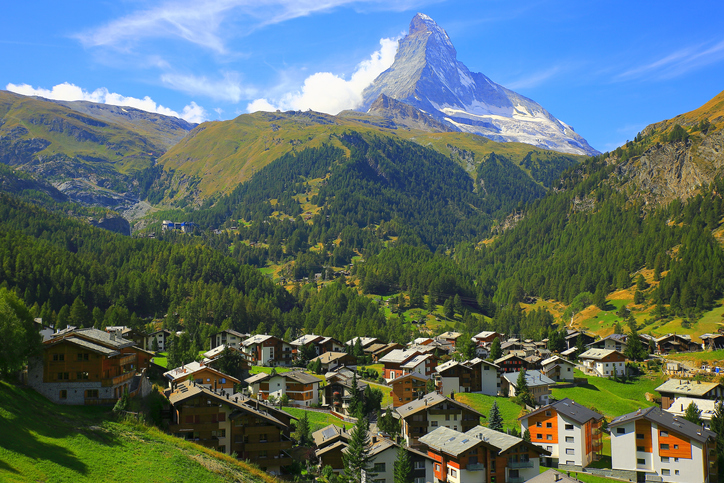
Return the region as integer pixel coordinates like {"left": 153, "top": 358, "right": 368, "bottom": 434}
{"left": 296, "top": 411, "right": 312, "bottom": 446}
{"left": 427, "top": 290, "right": 435, "bottom": 313}
{"left": 523, "top": 429, "right": 531, "bottom": 442}
{"left": 443, "top": 298, "right": 454, "bottom": 319}
{"left": 393, "top": 447, "right": 412, "bottom": 483}
{"left": 634, "top": 290, "right": 645, "bottom": 305}
{"left": 0, "top": 288, "right": 42, "bottom": 376}
{"left": 343, "top": 417, "right": 374, "bottom": 483}
{"left": 490, "top": 337, "right": 503, "bottom": 361}
{"left": 575, "top": 334, "right": 585, "bottom": 359}
{"left": 348, "top": 372, "right": 363, "bottom": 418}
{"left": 379, "top": 407, "right": 400, "bottom": 436}
{"left": 684, "top": 401, "right": 702, "bottom": 426}
{"left": 453, "top": 294, "right": 464, "bottom": 317}
{"left": 709, "top": 402, "right": 724, "bottom": 482}
{"left": 69, "top": 296, "right": 90, "bottom": 328}
{"left": 624, "top": 323, "right": 647, "bottom": 362}
{"left": 56, "top": 305, "right": 70, "bottom": 330}
{"left": 426, "top": 377, "right": 437, "bottom": 394}
{"left": 488, "top": 400, "right": 504, "bottom": 432}
{"left": 515, "top": 369, "right": 535, "bottom": 407}
{"left": 636, "top": 274, "right": 647, "bottom": 291}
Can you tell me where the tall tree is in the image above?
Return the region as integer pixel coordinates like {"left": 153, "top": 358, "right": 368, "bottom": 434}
{"left": 515, "top": 369, "right": 535, "bottom": 407}
{"left": 296, "top": 411, "right": 312, "bottom": 447}
{"left": 343, "top": 417, "right": 374, "bottom": 483}
{"left": 0, "top": 288, "right": 42, "bottom": 376}
{"left": 393, "top": 447, "right": 412, "bottom": 483}
{"left": 348, "top": 372, "right": 363, "bottom": 418}
{"left": 684, "top": 401, "right": 702, "bottom": 426}
{"left": 490, "top": 337, "right": 503, "bottom": 361}
{"left": 624, "top": 320, "right": 647, "bottom": 362}
{"left": 488, "top": 400, "right": 504, "bottom": 432}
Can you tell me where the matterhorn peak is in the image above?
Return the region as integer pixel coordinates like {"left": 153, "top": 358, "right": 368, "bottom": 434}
{"left": 360, "top": 14, "right": 598, "bottom": 156}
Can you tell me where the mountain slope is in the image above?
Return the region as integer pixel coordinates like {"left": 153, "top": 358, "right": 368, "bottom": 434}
{"left": 0, "top": 381, "right": 279, "bottom": 483}
{"left": 360, "top": 13, "right": 598, "bottom": 156}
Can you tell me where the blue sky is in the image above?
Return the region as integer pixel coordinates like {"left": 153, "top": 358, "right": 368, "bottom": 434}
{"left": 3, "top": 0, "right": 724, "bottom": 152}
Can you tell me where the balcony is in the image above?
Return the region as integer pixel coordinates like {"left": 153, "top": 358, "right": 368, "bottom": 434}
{"left": 101, "top": 371, "right": 135, "bottom": 387}
{"left": 508, "top": 461, "right": 534, "bottom": 469}
{"left": 466, "top": 463, "right": 486, "bottom": 471}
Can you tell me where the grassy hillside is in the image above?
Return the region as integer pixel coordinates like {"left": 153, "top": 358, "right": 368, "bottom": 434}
{"left": 159, "top": 110, "right": 584, "bottom": 200}
{"left": 0, "top": 381, "right": 279, "bottom": 483}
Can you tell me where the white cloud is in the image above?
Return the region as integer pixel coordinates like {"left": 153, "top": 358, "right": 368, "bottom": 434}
{"left": 77, "top": 0, "right": 427, "bottom": 54}
{"left": 505, "top": 66, "right": 561, "bottom": 90}
{"left": 616, "top": 39, "right": 724, "bottom": 81}
{"left": 5, "top": 82, "right": 207, "bottom": 123}
{"left": 246, "top": 36, "right": 399, "bottom": 114}
{"left": 160, "top": 72, "right": 255, "bottom": 102}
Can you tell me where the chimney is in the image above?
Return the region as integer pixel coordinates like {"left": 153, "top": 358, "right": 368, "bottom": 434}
{"left": 555, "top": 473, "right": 561, "bottom": 482}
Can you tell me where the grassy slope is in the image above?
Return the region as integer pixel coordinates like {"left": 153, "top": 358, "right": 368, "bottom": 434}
{"left": 454, "top": 393, "right": 526, "bottom": 432}
{"left": 159, "top": 110, "right": 585, "bottom": 199}
{"left": 281, "top": 407, "right": 345, "bottom": 433}
{"left": 551, "top": 371, "right": 665, "bottom": 420}
{"left": 0, "top": 381, "right": 279, "bottom": 483}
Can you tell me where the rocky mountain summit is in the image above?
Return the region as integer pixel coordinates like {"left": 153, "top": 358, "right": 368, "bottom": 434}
{"left": 361, "top": 13, "right": 598, "bottom": 156}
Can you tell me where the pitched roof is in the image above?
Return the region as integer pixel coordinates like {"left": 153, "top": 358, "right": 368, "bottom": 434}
{"left": 520, "top": 398, "right": 604, "bottom": 425}
{"left": 401, "top": 354, "right": 432, "bottom": 369}
{"left": 164, "top": 361, "right": 240, "bottom": 384}
{"left": 472, "top": 331, "right": 500, "bottom": 339}
{"left": 541, "top": 355, "right": 574, "bottom": 367}
{"left": 435, "top": 360, "right": 461, "bottom": 373}
{"left": 367, "top": 438, "right": 397, "bottom": 457}
{"left": 494, "top": 353, "right": 525, "bottom": 364}
{"left": 345, "top": 337, "right": 379, "bottom": 347}
{"left": 578, "top": 348, "right": 624, "bottom": 360}
{"left": 312, "top": 424, "right": 350, "bottom": 447}
{"left": 379, "top": 349, "right": 420, "bottom": 364}
{"left": 244, "top": 370, "right": 319, "bottom": 385}
{"left": 311, "top": 352, "right": 352, "bottom": 364}
{"left": 438, "top": 331, "right": 462, "bottom": 340}
{"left": 290, "top": 334, "right": 323, "bottom": 346}
{"left": 502, "top": 370, "right": 555, "bottom": 388}
{"left": 655, "top": 378, "right": 723, "bottom": 397}
{"left": 465, "top": 357, "right": 499, "bottom": 369}
{"left": 396, "top": 392, "right": 483, "bottom": 419}
{"left": 47, "top": 336, "right": 120, "bottom": 357}
{"left": 419, "top": 425, "right": 546, "bottom": 457}
{"left": 315, "top": 440, "right": 347, "bottom": 458}
{"left": 242, "top": 334, "right": 275, "bottom": 346}
{"left": 666, "top": 397, "right": 718, "bottom": 421}
{"left": 61, "top": 327, "right": 134, "bottom": 349}
{"left": 610, "top": 406, "right": 716, "bottom": 444}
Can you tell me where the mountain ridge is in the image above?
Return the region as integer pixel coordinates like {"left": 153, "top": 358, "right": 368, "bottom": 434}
{"left": 360, "top": 13, "right": 599, "bottom": 156}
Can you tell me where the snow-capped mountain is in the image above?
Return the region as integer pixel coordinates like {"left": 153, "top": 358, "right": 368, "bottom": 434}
{"left": 361, "top": 13, "right": 599, "bottom": 156}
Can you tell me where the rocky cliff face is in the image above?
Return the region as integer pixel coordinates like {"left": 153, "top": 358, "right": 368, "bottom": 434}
{"left": 360, "top": 13, "right": 599, "bottom": 156}
{"left": 617, "top": 129, "right": 724, "bottom": 205}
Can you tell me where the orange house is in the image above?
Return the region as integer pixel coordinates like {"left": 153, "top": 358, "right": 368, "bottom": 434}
{"left": 390, "top": 373, "right": 429, "bottom": 407}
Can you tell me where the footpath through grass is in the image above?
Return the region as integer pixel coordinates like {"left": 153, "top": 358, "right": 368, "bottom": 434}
{"left": 0, "top": 381, "right": 279, "bottom": 483}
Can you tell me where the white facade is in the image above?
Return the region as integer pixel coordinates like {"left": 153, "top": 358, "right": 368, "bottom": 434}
{"left": 480, "top": 364, "right": 499, "bottom": 396}
{"left": 612, "top": 420, "right": 708, "bottom": 483}
{"left": 363, "top": 444, "right": 397, "bottom": 483}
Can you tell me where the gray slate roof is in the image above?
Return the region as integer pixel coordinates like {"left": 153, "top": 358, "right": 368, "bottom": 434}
{"left": 54, "top": 337, "right": 120, "bottom": 356}
{"left": 521, "top": 398, "right": 603, "bottom": 425}
{"left": 502, "top": 370, "right": 555, "bottom": 388}
{"left": 655, "top": 378, "right": 723, "bottom": 397}
{"left": 610, "top": 406, "right": 716, "bottom": 444}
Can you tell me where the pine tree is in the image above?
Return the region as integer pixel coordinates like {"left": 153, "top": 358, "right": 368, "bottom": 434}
{"left": 523, "top": 429, "right": 531, "bottom": 442}
{"left": 684, "top": 401, "right": 702, "bottom": 425}
{"left": 515, "top": 369, "right": 535, "bottom": 407}
{"left": 490, "top": 337, "right": 502, "bottom": 361}
{"left": 488, "top": 400, "right": 503, "bottom": 431}
{"left": 343, "top": 417, "right": 374, "bottom": 483}
{"left": 296, "top": 411, "right": 312, "bottom": 446}
{"left": 443, "top": 298, "right": 454, "bottom": 319}
{"left": 453, "top": 294, "right": 464, "bottom": 317}
{"left": 348, "top": 372, "right": 363, "bottom": 418}
{"left": 393, "top": 447, "right": 412, "bottom": 483}
{"left": 426, "top": 377, "right": 436, "bottom": 394}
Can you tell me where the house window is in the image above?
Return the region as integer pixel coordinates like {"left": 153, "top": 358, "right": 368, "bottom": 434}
{"left": 373, "top": 463, "right": 386, "bottom": 472}
{"left": 661, "top": 457, "right": 670, "bottom": 463}
{"left": 76, "top": 372, "right": 89, "bottom": 380}
{"left": 660, "top": 431, "right": 668, "bottom": 437}
{"left": 85, "top": 389, "right": 99, "bottom": 398}
{"left": 537, "top": 434, "right": 543, "bottom": 439}
{"left": 546, "top": 435, "right": 553, "bottom": 440}
{"left": 445, "top": 414, "right": 450, "bottom": 421}
{"left": 414, "top": 461, "right": 425, "bottom": 470}
{"left": 637, "top": 446, "right": 644, "bottom": 452}
{"left": 662, "top": 469, "right": 670, "bottom": 476}
{"left": 260, "top": 434, "right": 268, "bottom": 442}
{"left": 259, "top": 450, "right": 267, "bottom": 458}
{"left": 637, "top": 458, "right": 645, "bottom": 465}
{"left": 431, "top": 421, "right": 438, "bottom": 427}
{"left": 52, "top": 353, "right": 64, "bottom": 361}
{"left": 660, "top": 444, "right": 670, "bottom": 450}
{"left": 448, "top": 468, "right": 457, "bottom": 477}
{"left": 414, "top": 478, "right": 425, "bottom": 483}
{"left": 59, "top": 390, "right": 67, "bottom": 399}
{"left": 673, "top": 445, "right": 678, "bottom": 449}
{"left": 565, "top": 437, "right": 574, "bottom": 443}
{"left": 616, "top": 428, "right": 626, "bottom": 434}
{"left": 565, "top": 424, "right": 574, "bottom": 430}
{"left": 636, "top": 433, "right": 644, "bottom": 439}
{"left": 536, "top": 422, "right": 542, "bottom": 427}
{"left": 77, "top": 353, "right": 89, "bottom": 361}
{"left": 566, "top": 449, "right": 574, "bottom": 455}
{"left": 435, "top": 464, "right": 441, "bottom": 472}
{"left": 546, "top": 422, "right": 552, "bottom": 428}
{"left": 218, "top": 413, "right": 226, "bottom": 422}
{"left": 675, "top": 470, "right": 679, "bottom": 475}
{"left": 545, "top": 410, "right": 552, "bottom": 416}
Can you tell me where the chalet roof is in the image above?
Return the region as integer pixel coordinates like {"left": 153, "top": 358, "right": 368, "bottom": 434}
{"left": 700, "top": 333, "right": 724, "bottom": 340}
{"left": 212, "top": 329, "right": 247, "bottom": 339}
{"left": 435, "top": 360, "right": 461, "bottom": 373}
{"left": 379, "top": 349, "right": 420, "bottom": 364}
{"left": 419, "top": 425, "right": 546, "bottom": 457}
{"left": 366, "top": 343, "right": 388, "bottom": 353}
{"left": 67, "top": 328, "right": 134, "bottom": 349}
{"left": 610, "top": 406, "right": 716, "bottom": 444}
{"left": 401, "top": 354, "right": 432, "bottom": 369}
{"left": 655, "top": 378, "right": 722, "bottom": 397}
{"left": 244, "top": 370, "right": 319, "bottom": 385}
{"left": 389, "top": 372, "right": 430, "bottom": 384}
{"left": 147, "top": 329, "right": 172, "bottom": 337}
{"left": 560, "top": 347, "right": 578, "bottom": 357}
{"left": 318, "top": 337, "right": 341, "bottom": 346}
{"left": 502, "top": 370, "right": 555, "bottom": 388}
{"left": 520, "top": 398, "right": 604, "bottom": 425}
{"left": 203, "top": 344, "right": 241, "bottom": 360}
{"left": 666, "top": 397, "right": 718, "bottom": 421}
{"left": 655, "top": 333, "right": 692, "bottom": 343}
{"left": 410, "top": 337, "right": 434, "bottom": 345}
{"left": 244, "top": 372, "right": 269, "bottom": 384}
{"left": 290, "top": 334, "right": 323, "bottom": 346}
{"left": 164, "top": 361, "right": 240, "bottom": 384}
{"left": 464, "top": 358, "right": 499, "bottom": 369}
{"left": 578, "top": 348, "right": 624, "bottom": 361}
{"left": 312, "top": 424, "right": 350, "bottom": 447}
{"left": 48, "top": 337, "right": 120, "bottom": 357}
{"left": 315, "top": 440, "right": 347, "bottom": 458}
{"left": 438, "top": 331, "right": 462, "bottom": 340}
{"left": 396, "top": 392, "right": 483, "bottom": 420}
{"left": 367, "top": 437, "right": 397, "bottom": 457}
{"left": 586, "top": 334, "right": 628, "bottom": 348}
{"left": 472, "top": 331, "right": 500, "bottom": 340}
{"left": 541, "top": 356, "right": 574, "bottom": 368}
{"left": 169, "top": 381, "right": 287, "bottom": 429}
{"left": 242, "top": 334, "right": 275, "bottom": 346}
{"left": 345, "top": 337, "right": 379, "bottom": 348}
{"left": 312, "top": 352, "right": 352, "bottom": 364}
{"left": 494, "top": 354, "right": 525, "bottom": 365}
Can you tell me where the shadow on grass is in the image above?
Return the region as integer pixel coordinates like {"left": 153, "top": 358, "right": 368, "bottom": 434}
{"left": 0, "top": 382, "right": 122, "bottom": 476}
{"left": 0, "top": 460, "right": 20, "bottom": 474}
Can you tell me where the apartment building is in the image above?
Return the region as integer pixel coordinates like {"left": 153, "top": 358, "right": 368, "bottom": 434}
{"left": 610, "top": 406, "right": 717, "bottom": 483}
{"left": 519, "top": 398, "right": 604, "bottom": 469}
{"left": 244, "top": 370, "right": 319, "bottom": 406}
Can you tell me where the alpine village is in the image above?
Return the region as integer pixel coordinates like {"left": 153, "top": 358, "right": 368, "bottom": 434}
{"left": 2, "top": 9, "right": 724, "bottom": 483}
